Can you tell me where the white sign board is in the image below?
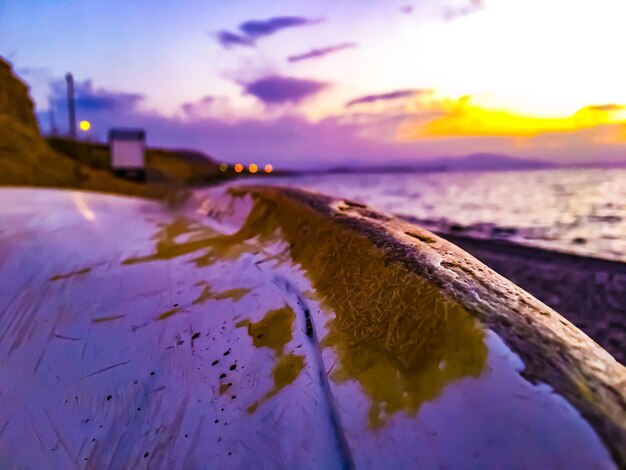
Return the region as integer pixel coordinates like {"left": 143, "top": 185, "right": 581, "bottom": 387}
{"left": 111, "top": 140, "right": 144, "bottom": 169}
{"left": 109, "top": 129, "right": 145, "bottom": 170}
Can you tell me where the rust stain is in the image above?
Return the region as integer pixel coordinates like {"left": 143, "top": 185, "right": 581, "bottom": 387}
{"left": 91, "top": 314, "right": 124, "bottom": 323}
{"left": 157, "top": 307, "right": 183, "bottom": 320}
{"left": 49, "top": 267, "right": 91, "bottom": 281}
{"left": 247, "top": 354, "right": 305, "bottom": 413}
{"left": 192, "top": 286, "right": 251, "bottom": 306}
{"left": 214, "top": 288, "right": 250, "bottom": 301}
{"left": 230, "top": 190, "right": 488, "bottom": 427}
{"left": 192, "top": 285, "right": 214, "bottom": 305}
{"left": 121, "top": 217, "right": 251, "bottom": 267}
{"left": 236, "top": 306, "right": 306, "bottom": 412}
{"left": 236, "top": 306, "right": 295, "bottom": 356}
{"left": 123, "top": 190, "right": 487, "bottom": 426}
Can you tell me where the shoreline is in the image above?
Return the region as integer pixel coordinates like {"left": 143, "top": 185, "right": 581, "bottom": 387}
{"left": 439, "top": 233, "right": 626, "bottom": 364}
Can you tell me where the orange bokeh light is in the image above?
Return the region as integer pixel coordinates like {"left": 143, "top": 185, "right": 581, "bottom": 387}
{"left": 234, "top": 163, "right": 243, "bottom": 173}
{"left": 248, "top": 163, "right": 258, "bottom": 173}
{"left": 264, "top": 164, "right": 273, "bottom": 173}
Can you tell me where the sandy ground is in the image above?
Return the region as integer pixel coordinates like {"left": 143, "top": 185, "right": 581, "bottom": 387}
{"left": 442, "top": 234, "right": 626, "bottom": 364}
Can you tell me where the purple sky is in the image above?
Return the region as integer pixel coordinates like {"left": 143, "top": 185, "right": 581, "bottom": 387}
{"left": 2, "top": 0, "right": 626, "bottom": 168}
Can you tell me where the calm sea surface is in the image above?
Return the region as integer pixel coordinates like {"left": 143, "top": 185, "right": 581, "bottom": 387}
{"left": 216, "top": 168, "right": 626, "bottom": 263}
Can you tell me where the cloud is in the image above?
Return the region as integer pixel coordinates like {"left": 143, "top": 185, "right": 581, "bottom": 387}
{"left": 216, "top": 31, "right": 254, "bottom": 48}
{"left": 43, "top": 77, "right": 626, "bottom": 168}
{"left": 45, "top": 80, "right": 415, "bottom": 166}
{"left": 48, "top": 78, "right": 145, "bottom": 135}
{"left": 215, "top": 16, "right": 322, "bottom": 49}
{"left": 181, "top": 96, "right": 215, "bottom": 118}
{"left": 287, "top": 43, "right": 356, "bottom": 63}
{"left": 346, "top": 89, "right": 425, "bottom": 108}
{"left": 240, "top": 16, "right": 321, "bottom": 38}
{"left": 52, "top": 79, "right": 144, "bottom": 112}
{"left": 75, "top": 101, "right": 626, "bottom": 168}
{"left": 400, "top": 5, "right": 414, "bottom": 15}
{"left": 243, "top": 75, "right": 328, "bottom": 105}
{"left": 444, "top": 0, "right": 483, "bottom": 19}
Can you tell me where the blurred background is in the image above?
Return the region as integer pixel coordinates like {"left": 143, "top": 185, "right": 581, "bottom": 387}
{"left": 0, "top": 0, "right": 624, "bottom": 361}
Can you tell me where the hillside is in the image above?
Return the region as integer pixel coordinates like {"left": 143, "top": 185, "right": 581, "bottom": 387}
{"left": 0, "top": 58, "right": 81, "bottom": 188}
{"left": 47, "top": 138, "right": 225, "bottom": 185}
{"left": 0, "top": 57, "right": 183, "bottom": 198}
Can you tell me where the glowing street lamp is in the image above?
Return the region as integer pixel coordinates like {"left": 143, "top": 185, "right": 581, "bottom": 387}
{"left": 219, "top": 163, "right": 228, "bottom": 172}
{"left": 79, "top": 120, "right": 91, "bottom": 132}
{"left": 264, "top": 164, "right": 273, "bottom": 174}
{"left": 234, "top": 163, "right": 243, "bottom": 173}
{"left": 248, "top": 163, "right": 258, "bottom": 173}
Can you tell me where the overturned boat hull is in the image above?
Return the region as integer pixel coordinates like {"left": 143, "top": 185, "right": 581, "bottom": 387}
{"left": 0, "top": 186, "right": 624, "bottom": 468}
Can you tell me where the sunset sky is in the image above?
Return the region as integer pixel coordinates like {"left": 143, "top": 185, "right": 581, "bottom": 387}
{"left": 1, "top": 0, "right": 626, "bottom": 168}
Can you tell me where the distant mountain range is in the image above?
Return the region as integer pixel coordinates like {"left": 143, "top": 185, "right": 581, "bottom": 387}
{"left": 299, "top": 153, "right": 556, "bottom": 175}
{"left": 433, "top": 153, "right": 556, "bottom": 171}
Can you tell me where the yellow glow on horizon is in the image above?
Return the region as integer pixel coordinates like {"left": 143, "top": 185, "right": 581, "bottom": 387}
{"left": 248, "top": 163, "right": 258, "bottom": 173}
{"left": 399, "top": 96, "right": 626, "bottom": 140}
{"left": 79, "top": 120, "right": 91, "bottom": 131}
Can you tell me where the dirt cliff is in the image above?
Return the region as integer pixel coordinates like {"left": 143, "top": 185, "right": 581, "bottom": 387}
{"left": 0, "top": 57, "right": 168, "bottom": 198}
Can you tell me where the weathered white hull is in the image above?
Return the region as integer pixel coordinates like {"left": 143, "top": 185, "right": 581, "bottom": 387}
{"left": 0, "top": 187, "right": 623, "bottom": 468}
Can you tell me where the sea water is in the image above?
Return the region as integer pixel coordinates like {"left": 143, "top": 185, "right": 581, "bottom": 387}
{"left": 216, "top": 167, "right": 626, "bottom": 262}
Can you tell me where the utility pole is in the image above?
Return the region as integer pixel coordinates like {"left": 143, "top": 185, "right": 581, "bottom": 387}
{"left": 65, "top": 73, "right": 76, "bottom": 139}
{"left": 48, "top": 96, "right": 57, "bottom": 136}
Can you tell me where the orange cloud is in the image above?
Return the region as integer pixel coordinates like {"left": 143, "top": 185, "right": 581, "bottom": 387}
{"left": 398, "top": 96, "right": 626, "bottom": 140}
